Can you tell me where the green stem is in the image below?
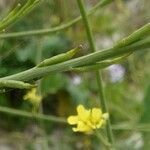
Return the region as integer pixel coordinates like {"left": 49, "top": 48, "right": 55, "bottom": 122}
{"left": 96, "top": 74, "right": 114, "bottom": 145}
{"left": 0, "top": 105, "right": 150, "bottom": 132}
{"left": 35, "top": 38, "right": 49, "bottom": 150}
{"left": 112, "top": 123, "right": 150, "bottom": 132}
{"left": 35, "top": 38, "right": 43, "bottom": 113}
{"left": 0, "top": 0, "right": 112, "bottom": 38}
{"left": 0, "top": 37, "right": 149, "bottom": 81}
{"left": 95, "top": 130, "right": 112, "bottom": 149}
{"left": 0, "top": 106, "right": 66, "bottom": 123}
{"left": 76, "top": 0, "right": 114, "bottom": 146}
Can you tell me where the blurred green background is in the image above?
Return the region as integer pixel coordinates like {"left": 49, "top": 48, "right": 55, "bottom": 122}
{"left": 0, "top": 0, "right": 149, "bottom": 149}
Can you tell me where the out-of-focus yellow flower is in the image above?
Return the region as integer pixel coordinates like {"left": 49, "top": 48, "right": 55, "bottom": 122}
{"left": 67, "top": 105, "right": 108, "bottom": 133}
{"left": 23, "top": 88, "right": 42, "bottom": 106}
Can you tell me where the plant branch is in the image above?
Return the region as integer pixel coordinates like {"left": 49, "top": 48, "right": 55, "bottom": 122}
{"left": 0, "top": 106, "right": 66, "bottom": 123}
{"left": 0, "top": 0, "right": 112, "bottom": 38}
{"left": 0, "top": 36, "right": 149, "bottom": 82}
{"left": 71, "top": 53, "right": 131, "bottom": 72}
{"left": 0, "top": 106, "right": 149, "bottom": 132}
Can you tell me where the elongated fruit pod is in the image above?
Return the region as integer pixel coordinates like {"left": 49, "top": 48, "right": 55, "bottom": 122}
{"left": 37, "top": 45, "right": 82, "bottom": 67}
{"left": 114, "top": 23, "right": 150, "bottom": 48}
{"left": 0, "top": 80, "right": 36, "bottom": 89}
{"left": 0, "top": 4, "right": 21, "bottom": 31}
{"left": 72, "top": 53, "right": 131, "bottom": 72}
{"left": 0, "top": 3, "right": 21, "bottom": 25}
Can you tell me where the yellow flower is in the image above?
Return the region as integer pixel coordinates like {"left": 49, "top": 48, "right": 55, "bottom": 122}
{"left": 67, "top": 105, "right": 108, "bottom": 133}
{"left": 23, "top": 88, "right": 42, "bottom": 106}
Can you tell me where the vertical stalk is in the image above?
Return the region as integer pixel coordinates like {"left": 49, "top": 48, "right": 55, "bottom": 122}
{"left": 35, "top": 39, "right": 49, "bottom": 150}
{"left": 76, "top": 0, "right": 114, "bottom": 147}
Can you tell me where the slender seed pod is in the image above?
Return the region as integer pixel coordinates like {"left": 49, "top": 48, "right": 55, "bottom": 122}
{"left": 0, "top": 3, "right": 21, "bottom": 25}
{"left": 21, "top": 0, "right": 41, "bottom": 16}
{"left": 0, "top": 80, "right": 36, "bottom": 89}
{"left": 0, "top": 0, "right": 40, "bottom": 31}
{"left": 72, "top": 53, "right": 131, "bottom": 72}
{"left": 0, "top": 4, "right": 21, "bottom": 31}
{"left": 114, "top": 23, "right": 150, "bottom": 48}
{"left": 37, "top": 45, "right": 82, "bottom": 67}
{"left": 14, "top": 0, "right": 40, "bottom": 19}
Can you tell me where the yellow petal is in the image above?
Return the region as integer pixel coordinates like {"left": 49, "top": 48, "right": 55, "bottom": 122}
{"left": 23, "top": 88, "right": 42, "bottom": 104}
{"left": 91, "top": 108, "right": 102, "bottom": 123}
{"left": 77, "top": 105, "right": 85, "bottom": 114}
{"left": 72, "top": 128, "right": 78, "bottom": 132}
{"left": 67, "top": 116, "right": 78, "bottom": 125}
{"left": 73, "top": 121, "right": 92, "bottom": 132}
{"left": 77, "top": 105, "right": 90, "bottom": 122}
